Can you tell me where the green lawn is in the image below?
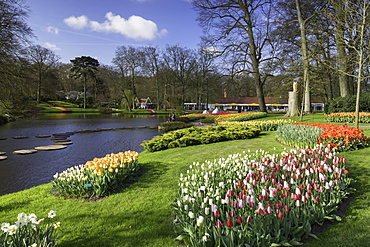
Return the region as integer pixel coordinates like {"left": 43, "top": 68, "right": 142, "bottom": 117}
{"left": 0, "top": 114, "right": 369, "bottom": 246}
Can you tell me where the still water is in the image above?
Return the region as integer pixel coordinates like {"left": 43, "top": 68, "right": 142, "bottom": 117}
{"left": 0, "top": 113, "right": 166, "bottom": 196}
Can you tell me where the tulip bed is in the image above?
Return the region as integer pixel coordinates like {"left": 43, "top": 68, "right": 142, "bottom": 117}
{"left": 297, "top": 123, "right": 369, "bottom": 152}
{"left": 51, "top": 151, "right": 139, "bottom": 199}
{"left": 180, "top": 112, "right": 267, "bottom": 122}
{"left": 174, "top": 146, "right": 353, "bottom": 247}
{"left": 218, "top": 119, "right": 295, "bottom": 131}
{"left": 181, "top": 112, "right": 232, "bottom": 121}
{"left": 324, "top": 112, "right": 370, "bottom": 123}
{"left": 0, "top": 210, "right": 60, "bottom": 247}
{"left": 214, "top": 112, "right": 267, "bottom": 123}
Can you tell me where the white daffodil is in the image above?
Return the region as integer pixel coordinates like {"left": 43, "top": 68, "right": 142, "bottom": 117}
{"left": 1, "top": 222, "right": 10, "bottom": 233}
{"left": 48, "top": 210, "right": 57, "bottom": 219}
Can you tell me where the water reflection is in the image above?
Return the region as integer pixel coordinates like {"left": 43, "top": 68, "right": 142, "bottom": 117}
{"left": 0, "top": 113, "right": 165, "bottom": 196}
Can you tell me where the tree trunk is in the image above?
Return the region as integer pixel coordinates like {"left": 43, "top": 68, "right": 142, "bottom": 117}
{"left": 333, "top": 0, "right": 350, "bottom": 97}
{"left": 296, "top": 0, "right": 311, "bottom": 114}
{"left": 238, "top": 1, "right": 267, "bottom": 113}
{"left": 83, "top": 74, "right": 87, "bottom": 109}
{"left": 285, "top": 82, "right": 300, "bottom": 117}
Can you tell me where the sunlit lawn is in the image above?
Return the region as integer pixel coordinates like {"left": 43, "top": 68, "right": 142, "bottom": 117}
{"left": 0, "top": 113, "right": 369, "bottom": 246}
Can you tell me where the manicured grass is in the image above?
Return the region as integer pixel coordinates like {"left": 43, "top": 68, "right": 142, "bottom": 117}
{"left": 0, "top": 113, "right": 369, "bottom": 246}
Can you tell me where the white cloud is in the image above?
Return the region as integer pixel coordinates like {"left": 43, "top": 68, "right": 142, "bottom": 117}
{"left": 64, "top": 15, "right": 89, "bottom": 30}
{"left": 45, "top": 42, "right": 61, "bottom": 51}
{"left": 47, "top": 26, "right": 59, "bottom": 35}
{"left": 64, "top": 12, "right": 168, "bottom": 41}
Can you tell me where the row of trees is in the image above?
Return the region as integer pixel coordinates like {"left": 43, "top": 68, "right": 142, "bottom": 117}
{"left": 1, "top": 0, "right": 370, "bottom": 117}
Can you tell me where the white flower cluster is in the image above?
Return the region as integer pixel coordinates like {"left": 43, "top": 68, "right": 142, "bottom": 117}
{"left": 53, "top": 165, "right": 88, "bottom": 182}
{"left": 1, "top": 210, "right": 59, "bottom": 236}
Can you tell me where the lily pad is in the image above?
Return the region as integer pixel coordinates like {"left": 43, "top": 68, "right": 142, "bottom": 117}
{"left": 35, "top": 135, "right": 51, "bottom": 138}
{"left": 13, "top": 149, "right": 38, "bottom": 155}
{"left": 12, "top": 136, "right": 28, "bottom": 139}
{"left": 35, "top": 145, "right": 67, "bottom": 151}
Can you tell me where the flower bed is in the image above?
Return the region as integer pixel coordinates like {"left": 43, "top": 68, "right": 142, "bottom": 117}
{"left": 295, "top": 123, "right": 370, "bottom": 152}
{"left": 324, "top": 112, "right": 370, "bottom": 123}
{"left": 174, "top": 147, "right": 353, "bottom": 246}
{"left": 0, "top": 210, "right": 60, "bottom": 247}
{"left": 219, "top": 119, "right": 295, "bottom": 131}
{"left": 51, "top": 151, "right": 139, "bottom": 198}
{"left": 180, "top": 112, "right": 232, "bottom": 121}
{"left": 141, "top": 125, "right": 260, "bottom": 152}
{"left": 214, "top": 112, "right": 267, "bottom": 123}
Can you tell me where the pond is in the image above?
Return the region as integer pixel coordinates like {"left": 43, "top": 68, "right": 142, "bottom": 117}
{"left": 0, "top": 113, "right": 166, "bottom": 196}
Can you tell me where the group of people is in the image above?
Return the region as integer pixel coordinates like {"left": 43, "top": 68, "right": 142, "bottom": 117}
{"left": 168, "top": 112, "right": 176, "bottom": 122}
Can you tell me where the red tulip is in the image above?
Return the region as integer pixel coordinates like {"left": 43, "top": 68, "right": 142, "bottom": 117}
{"left": 237, "top": 216, "right": 243, "bottom": 224}
{"left": 214, "top": 209, "right": 220, "bottom": 217}
{"left": 227, "top": 218, "right": 233, "bottom": 227}
{"left": 278, "top": 212, "right": 283, "bottom": 218}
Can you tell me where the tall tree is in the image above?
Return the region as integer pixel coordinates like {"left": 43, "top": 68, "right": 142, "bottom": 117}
{"left": 70, "top": 56, "right": 99, "bottom": 108}
{"left": 25, "top": 45, "right": 60, "bottom": 102}
{"left": 0, "top": 0, "right": 33, "bottom": 112}
{"left": 0, "top": 0, "right": 33, "bottom": 59}
{"left": 142, "top": 46, "right": 162, "bottom": 110}
{"left": 163, "top": 44, "right": 197, "bottom": 108}
{"left": 112, "top": 46, "right": 144, "bottom": 109}
{"left": 193, "top": 0, "right": 277, "bottom": 113}
{"left": 336, "top": 0, "right": 370, "bottom": 128}
{"left": 330, "top": 0, "right": 351, "bottom": 97}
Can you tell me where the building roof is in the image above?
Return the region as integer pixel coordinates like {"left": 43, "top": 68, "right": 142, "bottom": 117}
{"left": 216, "top": 97, "right": 324, "bottom": 104}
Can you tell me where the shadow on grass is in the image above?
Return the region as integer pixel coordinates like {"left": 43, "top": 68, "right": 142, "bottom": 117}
{"left": 0, "top": 200, "right": 31, "bottom": 212}
{"left": 58, "top": 209, "right": 176, "bottom": 247}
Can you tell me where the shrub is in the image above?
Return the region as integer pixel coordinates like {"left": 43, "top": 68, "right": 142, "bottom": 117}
{"left": 325, "top": 93, "right": 370, "bottom": 113}
{"left": 158, "top": 121, "right": 193, "bottom": 132}
{"left": 51, "top": 151, "right": 139, "bottom": 199}
{"left": 174, "top": 147, "right": 353, "bottom": 246}
{"left": 0, "top": 210, "right": 60, "bottom": 247}
{"left": 141, "top": 125, "right": 261, "bottom": 152}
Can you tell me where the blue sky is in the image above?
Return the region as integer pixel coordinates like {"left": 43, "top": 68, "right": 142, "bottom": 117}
{"left": 27, "top": 0, "right": 203, "bottom": 65}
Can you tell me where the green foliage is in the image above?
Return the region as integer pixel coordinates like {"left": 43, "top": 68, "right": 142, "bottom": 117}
{"left": 276, "top": 124, "right": 323, "bottom": 149}
{"left": 158, "top": 121, "right": 193, "bottom": 132}
{"left": 200, "top": 118, "right": 215, "bottom": 124}
{"left": 141, "top": 125, "right": 261, "bottom": 152}
{"left": 0, "top": 114, "right": 13, "bottom": 125}
{"left": 325, "top": 93, "right": 370, "bottom": 113}
{"left": 175, "top": 117, "right": 191, "bottom": 123}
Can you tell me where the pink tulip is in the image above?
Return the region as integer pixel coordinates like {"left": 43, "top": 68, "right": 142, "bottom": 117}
{"left": 216, "top": 219, "right": 223, "bottom": 228}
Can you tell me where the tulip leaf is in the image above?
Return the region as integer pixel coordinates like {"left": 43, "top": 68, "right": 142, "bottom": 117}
{"left": 308, "top": 233, "right": 319, "bottom": 240}
{"left": 175, "top": 234, "right": 187, "bottom": 241}
{"left": 289, "top": 240, "right": 303, "bottom": 245}
{"left": 270, "top": 243, "right": 282, "bottom": 247}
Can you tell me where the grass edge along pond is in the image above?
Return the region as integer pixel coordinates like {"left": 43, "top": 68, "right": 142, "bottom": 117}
{"left": 0, "top": 124, "right": 369, "bottom": 246}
